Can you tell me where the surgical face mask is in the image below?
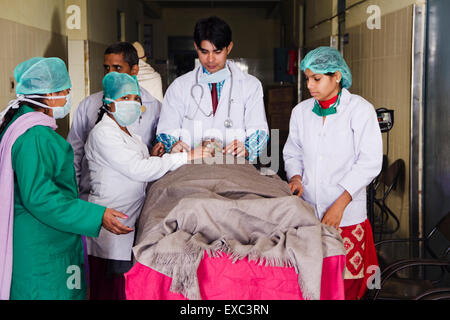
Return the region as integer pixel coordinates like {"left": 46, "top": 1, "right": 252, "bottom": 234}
{"left": 16, "top": 93, "right": 72, "bottom": 119}
{"left": 199, "top": 67, "right": 231, "bottom": 84}
{"left": 105, "top": 98, "right": 142, "bottom": 127}
{"left": 49, "top": 93, "right": 72, "bottom": 119}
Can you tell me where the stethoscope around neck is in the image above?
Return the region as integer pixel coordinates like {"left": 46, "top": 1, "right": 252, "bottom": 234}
{"left": 186, "top": 67, "right": 234, "bottom": 129}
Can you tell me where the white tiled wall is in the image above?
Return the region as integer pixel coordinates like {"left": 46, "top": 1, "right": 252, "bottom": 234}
{"left": 0, "top": 17, "right": 69, "bottom": 136}
{"left": 344, "top": 6, "right": 414, "bottom": 238}
{"left": 68, "top": 39, "right": 89, "bottom": 127}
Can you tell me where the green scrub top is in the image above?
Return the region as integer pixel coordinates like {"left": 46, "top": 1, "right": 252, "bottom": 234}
{"left": 0, "top": 105, "right": 106, "bottom": 300}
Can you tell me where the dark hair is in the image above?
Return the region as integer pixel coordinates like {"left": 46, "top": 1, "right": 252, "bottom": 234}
{"left": 325, "top": 72, "right": 343, "bottom": 89}
{"left": 0, "top": 107, "right": 19, "bottom": 135}
{"left": 96, "top": 98, "right": 109, "bottom": 125}
{"left": 194, "top": 16, "right": 232, "bottom": 50}
{"left": 0, "top": 99, "right": 46, "bottom": 135}
{"left": 104, "top": 42, "right": 139, "bottom": 68}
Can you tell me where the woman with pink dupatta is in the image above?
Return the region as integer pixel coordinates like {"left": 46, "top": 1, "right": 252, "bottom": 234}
{"left": 0, "top": 57, "right": 132, "bottom": 300}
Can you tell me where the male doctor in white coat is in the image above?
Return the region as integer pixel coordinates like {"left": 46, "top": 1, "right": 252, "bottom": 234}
{"left": 67, "top": 42, "right": 162, "bottom": 201}
{"left": 156, "top": 16, "right": 269, "bottom": 162}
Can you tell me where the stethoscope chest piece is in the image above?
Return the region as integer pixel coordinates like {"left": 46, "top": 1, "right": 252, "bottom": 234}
{"left": 224, "top": 118, "right": 233, "bottom": 128}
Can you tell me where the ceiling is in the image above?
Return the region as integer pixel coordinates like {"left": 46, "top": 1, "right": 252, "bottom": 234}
{"left": 142, "top": 0, "right": 281, "bottom": 18}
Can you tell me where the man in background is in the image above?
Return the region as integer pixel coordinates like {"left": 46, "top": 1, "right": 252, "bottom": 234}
{"left": 133, "top": 41, "right": 164, "bottom": 103}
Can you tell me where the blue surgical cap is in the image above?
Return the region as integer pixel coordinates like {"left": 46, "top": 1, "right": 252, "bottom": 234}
{"left": 300, "top": 47, "right": 352, "bottom": 89}
{"left": 102, "top": 72, "right": 141, "bottom": 103}
{"left": 14, "top": 57, "right": 72, "bottom": 95}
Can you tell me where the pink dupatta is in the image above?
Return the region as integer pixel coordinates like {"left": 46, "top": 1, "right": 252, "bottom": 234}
{"left": 0, "top": 111, "right": 56, "bottom": 300}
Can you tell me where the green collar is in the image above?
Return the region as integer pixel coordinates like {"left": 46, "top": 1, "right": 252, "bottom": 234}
{"left": 17, "top": 104, "right": 35, "bottom": 115}
{"left": 312, "top": 91, "right": 342, "bottom": 117}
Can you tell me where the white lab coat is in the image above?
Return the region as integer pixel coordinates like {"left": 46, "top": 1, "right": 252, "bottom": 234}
{"left": 67, "top": 86, "right": 161, "bottom": 201}
{"left": 283, "top": 88, "right": 383, "bottom": 227}
{"left": 84, "top": 114, "right": 187, "bottom": 261}
{"left": 156, "top": 61, "right": 269, "bottom": 148}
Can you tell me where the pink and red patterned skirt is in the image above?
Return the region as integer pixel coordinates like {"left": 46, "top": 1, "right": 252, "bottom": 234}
{"left": 338, "top": 219, "right": 379, "bottom": 300}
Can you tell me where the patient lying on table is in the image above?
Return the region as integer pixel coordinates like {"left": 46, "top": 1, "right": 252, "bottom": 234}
{"left": 131, "top": 141, "right": 346, "bottom": 300}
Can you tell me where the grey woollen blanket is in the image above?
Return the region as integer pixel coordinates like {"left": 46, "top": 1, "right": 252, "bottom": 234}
{"left": 132, "top": 157, "right": 345, "bottom": 300}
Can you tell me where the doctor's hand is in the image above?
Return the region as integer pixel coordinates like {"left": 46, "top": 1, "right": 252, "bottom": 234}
{"left": 223, "top": 140, "right": 248, "bottom": 158}
{"left": 289, "top": 175, "right": 304, "bottom": 197}
{"left": 151, "top": 142, "right": 165, "bottom": 157}
{"left": 102, "top": 208, "right": 133, "bottom": 235}
{"left": 170, "top": 140, "right": 191, "bottom": 154}
{"left": 187, "top": 145, "right": 213, "bottom": 161}
{"left": 321, "top": 191, "right": 352, "bottom": 230}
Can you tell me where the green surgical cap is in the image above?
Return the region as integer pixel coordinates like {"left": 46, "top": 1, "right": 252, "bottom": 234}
{"left": 14, "top": 57, "right": 72, "bottom": 95}
{"left": 300, "top": 46, "right": 352, "bottom": 89}
{"left": 102, "top": 72, "right": 141, "bottom": 103}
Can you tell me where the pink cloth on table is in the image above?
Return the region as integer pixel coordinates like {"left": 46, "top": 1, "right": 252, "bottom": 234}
{"left": 125, "top": 252, "right": 345, "bottom": 300}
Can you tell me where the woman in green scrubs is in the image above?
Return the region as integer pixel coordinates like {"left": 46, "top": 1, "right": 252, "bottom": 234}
{"left": 0, "top": 57, "right": 132, "bottom": 300}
